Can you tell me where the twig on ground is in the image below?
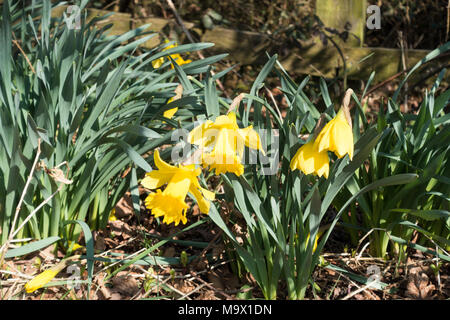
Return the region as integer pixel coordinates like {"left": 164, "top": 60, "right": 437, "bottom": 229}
{"left": 189, "top": 270, "right": 234, "bottom": 300}
{"left": 341, "top": 279, "right": 379, "bottom": 300}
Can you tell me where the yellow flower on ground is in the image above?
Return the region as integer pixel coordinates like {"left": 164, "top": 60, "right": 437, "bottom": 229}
{"left": 188, "top": 112, "right": 264, "bottom": 176}
{"left": 314, "top": 108, "right": 354, "bottom": 160}
{"left": 24, "top": 265, "right": 65, "bottom": 293}
{"left": 290, "top": 140, "right": 329, "bottom": 179}
{"left": 141, "top": 149, "right": 215, "bottom": 226}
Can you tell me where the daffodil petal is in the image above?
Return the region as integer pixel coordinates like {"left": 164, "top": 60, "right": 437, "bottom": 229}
{"left": 25, "top": 265, "right": 65, "bottom": 293}
{"left": 314, "top": 108, "right": 354, "bottom": 160}
{"left": 189, "top": 184, "right": 211, "bottom": 214}
{"left": 238, "top": 126, "right": 265, "bottom": 154}
{"left": 290, "top": 141, "right": 329, "bottom": 178}
{"left": 141, "top": 170, "right": 171, "bottom": 190}
{"left": 154, "top": 149, "right": 177, "bottom": 172}
{"left": 188, "top": 120, "right": 214, "bottom": 146}
{"left": 163, "top": 107, "right": 178, "bottom": 119}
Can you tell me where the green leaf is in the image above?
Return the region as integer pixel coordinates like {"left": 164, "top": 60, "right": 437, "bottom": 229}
{"left": 4, "top": 236, "right": 60, "bottom": 258}
{"left": 393, "top": 42, "right": 450, "bottom": 102}
{"left": 101, "top": 137, "right": 152, "bottom": 172}
{"left": 314, "top": 173, "right": 418, "bottom": 265}
{"left": 244, "top": 54, "right": 277, "bottom": 126}
{"left": 390, "top": 235, "right": 450, "bottom": 262}
{"left": 390, "top": 209, "right": 450, "bottom": 221}
{"left": 105, "top": 125, "right": 161, "bottom": 139}
{"left": 324, "top": 264, "right": 388, "bottom": 290}
{"left": 62, "top": 220, "right": 94, "bottom": 298}
{"left": 321, "top": 127, "right": 382, "bottom": 217}
{"left": 204, "top": 70, "right": 220, "bottom": 118}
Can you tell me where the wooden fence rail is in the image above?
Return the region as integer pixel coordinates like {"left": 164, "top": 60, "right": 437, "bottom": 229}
{"left": 14, "top": 1, "right": 450, "bottom": 83}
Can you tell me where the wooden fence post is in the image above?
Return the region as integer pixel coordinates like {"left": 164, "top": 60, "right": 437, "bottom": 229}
{"left": 316, "top": 0, "right": 367, "bottom": 47}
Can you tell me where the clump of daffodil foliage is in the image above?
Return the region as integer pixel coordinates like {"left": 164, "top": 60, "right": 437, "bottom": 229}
{"left": 138, "top": 45, "right": 438, "bottom": 300}
{"left": 12, "top": 0, "right": 450, "bottom": 300}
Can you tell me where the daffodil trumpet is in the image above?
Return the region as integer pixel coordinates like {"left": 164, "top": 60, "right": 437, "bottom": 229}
{"left": 290, "top": 139, "right": 330, "bottom": 179}
{"left": 291, "top": 90, "right": 355, "bottom": 178}
{"left": 141, "top": 150, "right": 215, "bottom": 226}
{"left": 314, "top": 89, "right": 354, "bottom": 160}
{"left": 313, "top": 107, "right": 354, "bottom": 160}
{"left": 188, "top": 112, "right": 265, "bottom": 176}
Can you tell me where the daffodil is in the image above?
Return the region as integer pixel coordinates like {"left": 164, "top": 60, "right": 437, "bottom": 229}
{"left": 152, "top": 57, "right": 165, "bottom": 69}
{"left": 24, "top": 265, "right": 65, "bottom": 293}
{"left": 306, "top": 233, "right": 319, "bottom": 252}
{"left": 169, "top": 53, "right": 192, "bottom": 69}
{"left": 68, "top": 241, "right": 84, "bottom": 251}
{"left": 163, "top": 84, "right": 183, "bottom": 120}
{"left": 290, "top": 140, "right": 329, "bottom": 179}
{"left": 163, "top": 97, "right": 178, "bottom": 119}
{"left": 314, "top": 108, "right": 354, "bottom": 160}
{"left": 141, "top": 149, "right": 215, "bottom": 226}
{"left": 152, "top": 41, "right": 192, "bottom": 70}
{"left": 108, "top": 208, "right": 117, "bottom": 221}
{"left": 188, "top": 112, "right": 264, "bottom": 176}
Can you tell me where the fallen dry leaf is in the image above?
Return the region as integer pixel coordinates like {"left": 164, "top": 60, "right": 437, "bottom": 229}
{"left": 405, "top": 260, "right": 436, "bottom": 299}
{"left": 114, "top": 194, "right": 134, "bottom": 219}
{"left": 111, "top": 274, "right": 139, "bottom": 297}
{"left": 163, "top": 247, "right": 176, "bottom": 258}
{"left": 93, "top": 231, "right": 106, "bottom": 252}
{"left": 207, "top": 271, "right": 225, "bottom": 291}
{"left": 109, "top": 219, "right": 134, "bottom": 239}
{"left": 173, "top": 279, "right": 195, "bottom": 294}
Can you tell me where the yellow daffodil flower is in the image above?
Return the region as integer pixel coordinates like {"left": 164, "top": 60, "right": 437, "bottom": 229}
{"left": 152, "top": 57, "right": 165, "bottom": 69}
{"left": 24, "top": 265, "right": 65, "bottom": 293}
{"left": 152, "top": 41, "right": 192, "bottom": 70}
{"left": 108, "top": 208, "right": 118, "bottom": 221}
{"left": 306, "top": 233, "right": 319, "bottom": 252}
{"left": 188, "top": 112, "right": 264, "bottom": 176}
{"left": 141, "top": 150, "right": 215, "bottom": 226}
{"left": 290, "top": 140, "right": 329, "bottom": 179}
{"left": 314, "top": 108, "right": 354, "bottom": 160}
{"left": 163, "top": 84, "right": 184, "bottom": 120}
{"left": 68, "top": 241, "right": 84, "bottom": 251}
{"left": 163, "top": 97, "right": 178, "bottom": 119}
{"left": 169, "top": 53, "right": 192, "bottom": 69}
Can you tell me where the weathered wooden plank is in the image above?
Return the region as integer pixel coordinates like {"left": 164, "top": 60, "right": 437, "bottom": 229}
{"left": 280, "top": 41, "right": 433, "bottom": 82}
{"left": 201, "top": 27, "right": 445, "bottom": 82}
{"left": 202, "top": 26, "right": 271, "bottom": 64}
{"left": 43, "top": 5, "right": 450, "bottom": 83}
{"left": 51, "top": 6, "right": 170, "bottom": 48}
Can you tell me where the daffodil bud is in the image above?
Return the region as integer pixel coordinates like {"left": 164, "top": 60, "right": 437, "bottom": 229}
{"left": 180, "top": 251, "right": 188, "bottom": 267}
